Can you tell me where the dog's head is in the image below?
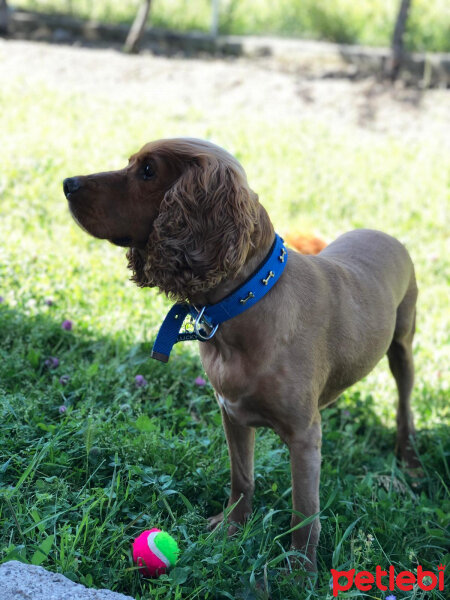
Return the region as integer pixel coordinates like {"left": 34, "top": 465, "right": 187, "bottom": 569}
{"left": 64, "top": 138, "right": 263, "bottom": 300}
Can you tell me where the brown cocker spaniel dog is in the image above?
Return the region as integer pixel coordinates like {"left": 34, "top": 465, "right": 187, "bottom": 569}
{"left": 64, "top": 138, "right": 419, "bottom": 572}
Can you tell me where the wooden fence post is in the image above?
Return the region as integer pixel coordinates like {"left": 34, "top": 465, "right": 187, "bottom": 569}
{"left": 388, "top": 0, "right": 412, "bottom": 79}
{"left": 124, "top": 0, "right": 152, "bottom": 54}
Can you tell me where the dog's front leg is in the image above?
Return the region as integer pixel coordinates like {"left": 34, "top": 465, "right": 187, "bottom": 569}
{"left": 285, "top": 419, "right": 322, "bottom": 572}
{"left": 208, "top": 400, "right": 255, "bottom": 532}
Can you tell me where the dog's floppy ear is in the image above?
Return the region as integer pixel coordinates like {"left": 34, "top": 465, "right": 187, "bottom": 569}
{"left": 127, "top": 155, "right": 259, "bottom": 301}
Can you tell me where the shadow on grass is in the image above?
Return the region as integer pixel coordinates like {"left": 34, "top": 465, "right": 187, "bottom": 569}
{"left": 0, "top": 303, "right": 205, "bottom": 407}
{"left": 1, "top": 302, "right": 447, "bottom": 505}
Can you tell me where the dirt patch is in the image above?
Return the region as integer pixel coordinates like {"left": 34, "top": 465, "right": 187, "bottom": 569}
{"left": 0, "top": 39, "right": 449, "bottom": 144}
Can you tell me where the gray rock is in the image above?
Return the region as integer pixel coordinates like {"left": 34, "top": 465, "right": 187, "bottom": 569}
{"left": 0, "top": 561, "right": 135, "bottom": 600}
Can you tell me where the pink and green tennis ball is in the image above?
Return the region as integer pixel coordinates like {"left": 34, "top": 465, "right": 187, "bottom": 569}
{"left": 132, "top": 528, "right": 179, "bottom": 577}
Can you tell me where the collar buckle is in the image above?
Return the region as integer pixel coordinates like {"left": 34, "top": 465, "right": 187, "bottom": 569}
{"left": 194, "top": 306, "right": 219, "bottom": 341}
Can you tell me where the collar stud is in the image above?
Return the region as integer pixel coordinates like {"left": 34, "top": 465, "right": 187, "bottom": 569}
{"left": 262, "top": 270, "right": 275, "bottom": 285}
{"left": 239, "top": 291, "right": 255, "bottom": 305}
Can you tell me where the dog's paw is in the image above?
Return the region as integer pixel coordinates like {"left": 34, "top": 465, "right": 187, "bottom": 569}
{"left": 397, "top": 446, "right": 424, "bottom": 482}
{"left": 207, "top": 512, "right": 224, "bottom": 531}
{"left": 397, "top": 442, "right": 421, "bottom": 469}
{"left": 207, "top": 512, "right": 244, "bottom": 537}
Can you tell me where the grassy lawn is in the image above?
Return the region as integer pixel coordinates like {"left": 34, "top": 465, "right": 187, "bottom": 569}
{"left": 0, "top": 52, "right": 449, "bottom": 598}
{"left": 12, "top": 0, "right": 450, "bottom": 52}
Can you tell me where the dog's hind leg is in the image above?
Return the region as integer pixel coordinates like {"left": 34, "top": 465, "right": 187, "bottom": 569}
{"left": 387, "top": 279, "right": 420, "bottom": 469}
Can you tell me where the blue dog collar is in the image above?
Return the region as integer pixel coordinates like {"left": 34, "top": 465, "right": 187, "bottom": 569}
{"left": 151, "top": 234, "right": 288, "bottom": 362}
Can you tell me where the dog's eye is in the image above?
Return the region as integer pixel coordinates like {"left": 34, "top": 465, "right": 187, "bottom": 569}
{"left": 142, "top": 163, "right": 155, "bottom": 180}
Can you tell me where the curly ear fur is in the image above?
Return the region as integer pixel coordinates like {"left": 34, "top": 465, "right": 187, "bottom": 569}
{"left": 127, "top": 147, "right": 260, "bottom": 301}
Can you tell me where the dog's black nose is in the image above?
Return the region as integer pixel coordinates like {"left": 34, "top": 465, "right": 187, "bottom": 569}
{"left": 63, "top": 177, "right": 82, "bottom": 198}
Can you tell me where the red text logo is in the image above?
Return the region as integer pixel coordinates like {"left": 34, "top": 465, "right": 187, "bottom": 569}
{"left": 330, "top": 564, "right": 445, "bottom": 597}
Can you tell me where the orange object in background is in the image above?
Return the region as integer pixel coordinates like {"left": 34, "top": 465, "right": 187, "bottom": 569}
{"left": 284, "top": 232, "right": 327, "bottom": 255}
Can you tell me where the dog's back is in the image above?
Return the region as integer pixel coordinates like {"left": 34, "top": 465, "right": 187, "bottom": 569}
{"left": 319, "top": 229, "right": 415, "bottom": 297}
{"left": 303, "top": 230, "right": 416, "bottom": 403}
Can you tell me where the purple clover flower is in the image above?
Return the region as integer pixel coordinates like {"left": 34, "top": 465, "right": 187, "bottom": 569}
{"left": 194, "top": 376, "right": 207, "bottom": 387}
{"left": 0, "top": 296, "right": 4, "bottom": 303}
{"left": 58, "top": 405, "right": 67, "bottom": 414}
{"left": 44, "top": 298, "right": 54, "bottom": 306}
{"left": 59, "top": 375, "right": 70, "bottom": 385}
{"left": 45, "top": 357, "right": 59, "bottom": 369}
{"left": 135, "top": 374, "right": 148, "bottom": 388}
{"left": 386, "top": 595, "right": 396, "bottom": 600}
{"left": 61, "top": 319, "right": 73, "bottom": 331}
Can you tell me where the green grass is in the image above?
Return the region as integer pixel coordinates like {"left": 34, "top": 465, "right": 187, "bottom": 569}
{"left": 12, "top": 0, "right": 450, "bottom": 52}
{"left": 0, "top": 64, "right": 449, "bottom": 598}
